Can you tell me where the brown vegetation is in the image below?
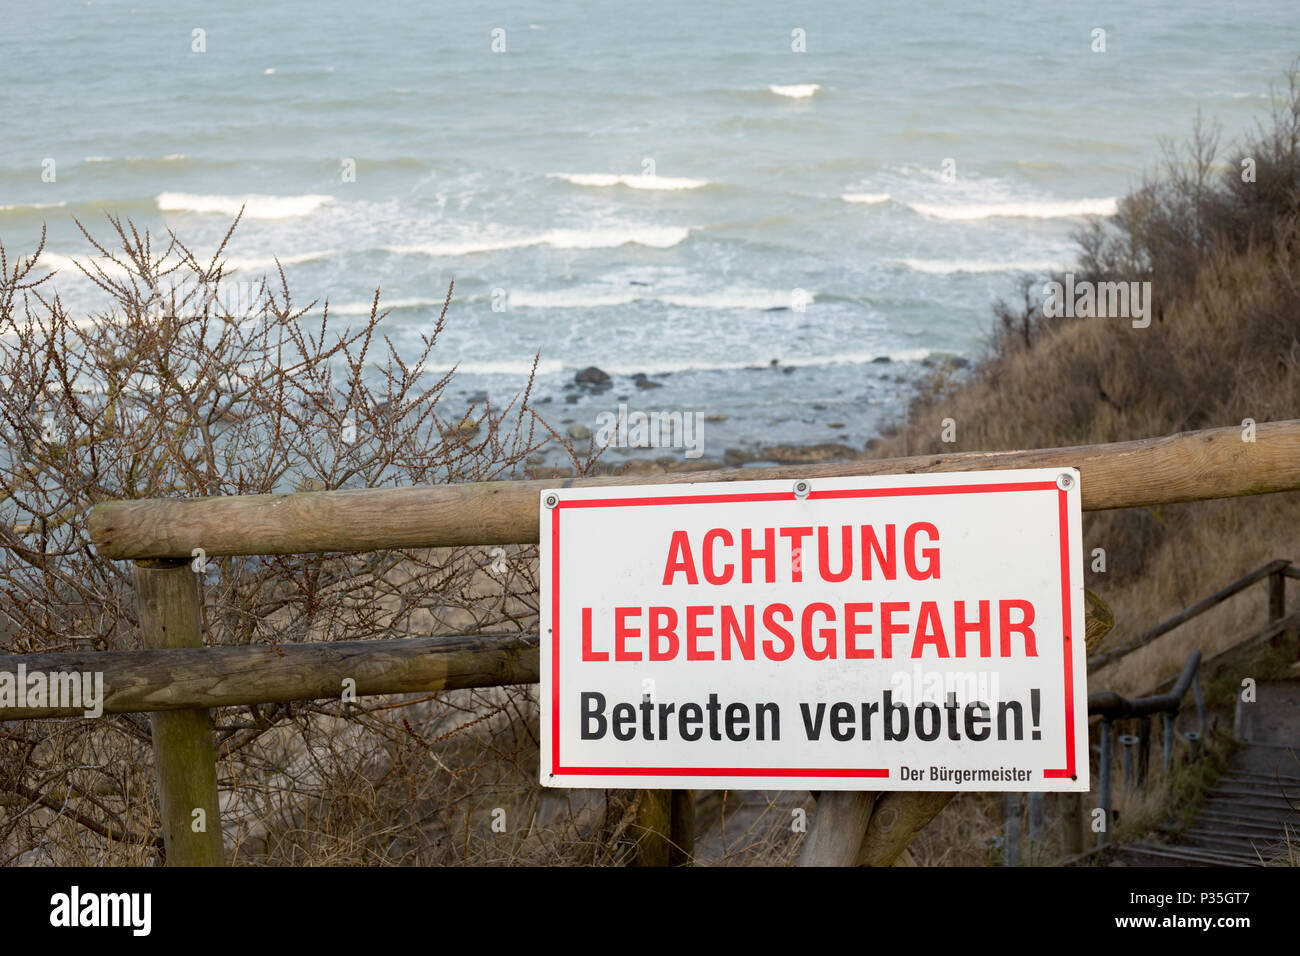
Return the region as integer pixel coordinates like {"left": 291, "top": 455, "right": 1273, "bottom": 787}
{"left": 873, "top": 65, "right": 1300, "bottom": 863}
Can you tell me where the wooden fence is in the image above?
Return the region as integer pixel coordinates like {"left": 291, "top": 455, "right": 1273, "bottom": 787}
{"left": 5, "top": 419, "right": 1300, "bottom": 866}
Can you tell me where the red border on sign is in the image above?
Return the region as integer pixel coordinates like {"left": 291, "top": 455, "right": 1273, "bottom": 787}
{"left": 549, "top": 479, "right": 1076, "bottom": 782}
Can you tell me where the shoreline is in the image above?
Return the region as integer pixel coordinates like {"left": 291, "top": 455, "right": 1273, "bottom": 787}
{"left": 521, "top": 353, "right": 970, "bottom": 477}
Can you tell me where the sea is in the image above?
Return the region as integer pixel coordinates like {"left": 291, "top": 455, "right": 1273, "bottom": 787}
{"left": 2, "top": 0, "right": 1297, "bottom": 460}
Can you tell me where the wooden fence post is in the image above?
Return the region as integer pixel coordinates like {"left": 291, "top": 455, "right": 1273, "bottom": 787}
{"left": 134, "top": 558, "right": 224, "bottom": 866}
{"left": 798, "top": 792, "right": 877, "bottom": 866}
{"left": 630, "top": 789, "right": 672, "bottom": 866}
{"left": 669, "top": 789, "right": 695, "bottom": 866}
{"left": 854, "top": 791, "right": 952, "bottom": 866}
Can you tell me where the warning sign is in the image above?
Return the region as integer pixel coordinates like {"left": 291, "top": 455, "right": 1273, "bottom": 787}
{"left": 539, "top": 468, "right": 1088, "bottom": 791}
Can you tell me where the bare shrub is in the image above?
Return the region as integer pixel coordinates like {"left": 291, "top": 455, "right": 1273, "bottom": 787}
{"left": 0, "top": 213, "right": 591, "bottom": 864}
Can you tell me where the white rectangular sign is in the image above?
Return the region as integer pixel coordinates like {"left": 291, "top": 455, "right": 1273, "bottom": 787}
{"left": 539, "top": 468, "right": 1088, "bottom": 791}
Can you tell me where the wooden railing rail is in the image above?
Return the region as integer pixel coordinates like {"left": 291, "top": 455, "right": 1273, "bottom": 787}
{"left": 1087, "top": 559, "right": 1292, "bottom": 671}
{"left": 88, "top": 420, "right": 1300, "bottom": 559}
{"left": 0, "top": 633, "right": 539, "bottom": 720}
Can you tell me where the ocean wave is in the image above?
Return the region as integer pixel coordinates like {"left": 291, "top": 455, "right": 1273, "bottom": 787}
{"left": 386, "top": 226, "right": 690, "bottom": 256}
{"left": 29, "top": 253, "right": 133, "bottom": 277}
{"left": 891, "top": 258, "right": 1067, "bottom": 275}
{"left": 420, "top": 358, "right": 567, "bottom": 377}
{"left": 548, "top": 172, "right": 710, "bottom": 190}
{"left": 906, "top": 197, "right": 1118, "bottom": 221}
{"left": 658, "top": 291, "right": 812, "bottom": 310}
{"left": 506, "top": 290, "right": 641, "bottom": 308}
{"left": 769, "top": 84, "right": 820, "bottom": 98}
{"left": 386, "top": 237, "right": 533, "bottom": 256}
{"left": 224, "top": 250, "right": 335, "bottom": 271}
{"left": 328, "top": 296, "right": 443, "bottom": 316}
{"left": 504, "top": 288, "right": 812, "bottom": 310}
{"left": 0, "top": 201, "right": 68, "bottom": 213}
{"left": 840, "top": 192, "right": 890, "bottom": 204}
{"left": 84, "top": 154, "right": 187, "bottom": 164}
{"left": 36, "top": 249, "right": 313, "bottom": 278}
{"left": 530, "top": 226, "right": 692, "bottom": 249}
{"left": 157, "top": 192, "right": 334, "bottom": 219}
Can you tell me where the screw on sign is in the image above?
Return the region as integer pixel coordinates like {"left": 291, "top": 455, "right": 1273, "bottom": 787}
{"left": 539, "top": 468, "right": 1088, "bottom": 791}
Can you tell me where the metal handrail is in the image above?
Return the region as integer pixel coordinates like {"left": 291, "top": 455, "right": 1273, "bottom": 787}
{"left": 1087, "top": 649, "right": 1205, "bottom": 849}
{"left": 1009, "top": 558, "right": 1293, "bottom": 863}
{"left": 1088, "top": 649, "right": 1203, "bottom": 719}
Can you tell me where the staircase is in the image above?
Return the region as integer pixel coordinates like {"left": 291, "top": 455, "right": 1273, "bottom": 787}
{"left": 1111, "top": 680, "right": 1299, "bottom": 866}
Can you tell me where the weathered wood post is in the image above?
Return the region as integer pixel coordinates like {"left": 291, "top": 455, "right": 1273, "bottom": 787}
{"left": 630, "top": 789, "right": 672, "bottom": 866}
{"left": 798, "top": 792, "right": 877, "bottom": 866}
{"left": 854, "top": 792, "right": 952, "bottom": 865}
{"left": 669, "top": 789, "right": 695, "bottom": 866}
{"left": 134, "top": 558, "right": 224, "bottom": 866}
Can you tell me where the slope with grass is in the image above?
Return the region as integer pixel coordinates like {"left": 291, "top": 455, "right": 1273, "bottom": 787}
{"left": 869, "top": 68, "right": 1300, "bottom": 701}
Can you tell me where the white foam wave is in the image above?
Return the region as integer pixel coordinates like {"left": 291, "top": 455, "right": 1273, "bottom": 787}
{"left": 329, "top": 297, "right": 443, "bottom": 316}
{"left": 386, "top": 237, "right": 531, "bottom": 256}
{"left": 84, "top": 154, "right": 186, "bottom": 164}
{"left": 841, "top": 192, "right": 890, "bottom": 204}
{"left": 769, "top": 83, "right": 820, "bottom": 98}
{"left": 420, "top": 359, "right": 567, "bottom": 377}
{"left": 508, "top": 290, "right": 640, "bottom": 309}
{"left": 0, "top": 201, "right": 68, "bottom": 212}
{"left": 658, "top": 291, "right": 810, "bottom": 310}
{"left": 29, "top": 253, "right": 132, "bottom": 277}
{"left": 386, "top": 226, "right": 690, "bottom": 257}
{"left": 892, "top": 258, "right": 1067, "bottom": 275}
{"left": 548, "top": 172, "right": 710, "bottom": 190}
{"left": 224, "top": 250, "right": 334, "bottom": 271}
{"left": 547, "top": 227, "right": 690, "bottom": 249}
{"left": 157, "top": 192, "right": 334, "bottom": 219}
{"left": 906, "top": 197, "right": 1118, "bottom": 221}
